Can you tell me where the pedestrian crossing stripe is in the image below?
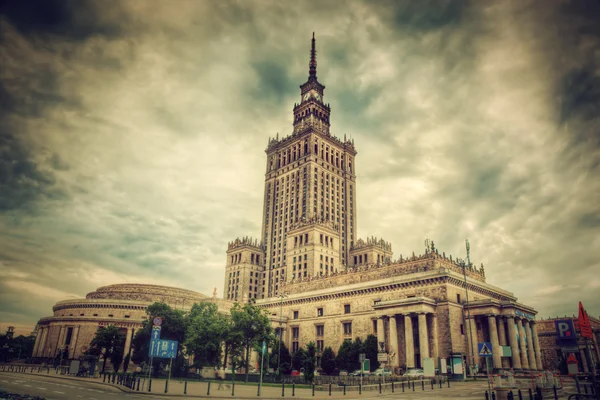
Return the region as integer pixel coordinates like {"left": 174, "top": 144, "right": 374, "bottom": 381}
{"left": 479, "top": 342, "right": 492, "bottom": 356}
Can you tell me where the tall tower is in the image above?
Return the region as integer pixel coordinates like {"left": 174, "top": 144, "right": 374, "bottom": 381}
{"left": 261, "top": 34, "right": 358, "bottom": 298}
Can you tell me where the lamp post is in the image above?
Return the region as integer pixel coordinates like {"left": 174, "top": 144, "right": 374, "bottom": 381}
{"left": 459, "top": 258, "right": 476, "bottom": 380}
{"left": 277, "top": 294, "right": 288, "bottom": 376}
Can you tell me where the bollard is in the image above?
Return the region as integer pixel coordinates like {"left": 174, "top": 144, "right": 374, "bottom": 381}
{"left": 232, "top": 381, "right": 235, "bottom": 397}
{"left": 440, "top": 378, "right": 442, "bottom": 389}
{"left": 413, "top": 380, "right": 415, "bottom": 391}
{"left": 518, "top": 389, "right": 523, "bottom": 400}
{"left": 282, "top": 381, "right": 285, "bottom": 397}
{"left": 47, "top": 367, "right": 50, "bottom": 374}
{"left": 148, "top": 378, "right": 152, "bottom": 392}
{"left": 359, "top": 383, "right": 362, "bottom": 395}
{"left": 312, "top": 383, "right": 315, "bottom": 397}
{"left": 422, "top": 380, "right": 425, "bottom": 391}
{"left": 448, "top": 378, "right": 450, "bottom": 388}
{"left": 293, "top": 382, "right": 295, "bottom": 397}
{"left": 392, "top": 381, "right": 394, "bottom": 393}
{"left": 379, "top": 381, "right": 382, "bottom": 394}
{"left": 343, "top": 383, "right": 346, "bottom": 396}
{"left": 584, "top": 385, "right": 589, "bottom": 394}
{"left": 207, "top": 381, "right": 210, "bottom": 396}
{"left": 329, "top": 383, "right": 332, "bottom": 396}
{"left": 184, "top": 380, "right": 187, "bottom": 395}
{"left": 553, "top": 385, "right": 557, "bottom": 400}
{"left": 137, "top": 378, "right": 140, "bottom": 391}
{"left": 528, "top": 387, "right": 533, "bottom": 400}
{"left": 431, "top": 380, "right": 434, "bottom": 390}
{"left": 485, "top": 391, "right": 490, "bottom": 400}
{"left": 104, "top": 373, "right": 107, "bottom": 382}
{"left": 575, "top": 376, "right": 580, "bottom": 393}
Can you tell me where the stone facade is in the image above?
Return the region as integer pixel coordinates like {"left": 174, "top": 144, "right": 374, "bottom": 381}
{"left": 225, "top": 34, "right": 544, "bottom": 374}
{"left": 32, "top": 284, "right": 231, "bottom": 370}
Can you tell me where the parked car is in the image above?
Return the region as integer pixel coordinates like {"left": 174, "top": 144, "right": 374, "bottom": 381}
{"left": 339, "top": 370, "right": 349, "bottom": 376}
{"left": 373, "top": 368, "right": 392, "bottom": 376}
{"left": 349, "top": 369, "right": 370, "bottom": 376}
{"left": 404, "top": 369, "right": 424, "bottom": 379}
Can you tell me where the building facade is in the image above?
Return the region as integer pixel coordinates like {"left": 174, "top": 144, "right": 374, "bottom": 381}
{"left": 31, "top": 284, "right": 230, "bottom": 367}
{"left": 225, "top": 34, "right": 545, "bottom": 373}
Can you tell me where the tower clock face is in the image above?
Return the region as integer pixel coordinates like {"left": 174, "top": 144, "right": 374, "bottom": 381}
{"left": 303, "top": 92, "right": 321, "bottom": 102}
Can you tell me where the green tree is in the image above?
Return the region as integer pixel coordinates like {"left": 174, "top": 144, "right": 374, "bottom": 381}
{"left": 321, "top": 347, "right": 336, "bottom": 375}
{"left": 303, "top": 342, "right": 317, "bottom": 383}
{"left": 130, "top": 302, "right": 187, "bottom": 376}
{"left": 230, "top": 300, "right": 273, "bottom": 382}
{"left": 269, "top": 339, "right": 292, "bottom": 375}
{"left": 89, "top": 325, "right": 125, "bottom": 373}
{"left": 360, "top": 335, "right": 378, "bottom": 372}
{"left": 292, "top": 348, "right": 307, "bottom": 371}
{"left": 335, "top": 340, "right": 354, "bottom": 372}
{"left": 185, "top": 302, "right": 228, "bottom": 367}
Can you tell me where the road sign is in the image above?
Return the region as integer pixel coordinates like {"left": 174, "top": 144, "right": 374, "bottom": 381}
{"left": 555, "top": 319, "right": 577, "bottom": 345}
{"left": 478, "top": 342, "right": 493, "bottom": 357}
{"left": 261, "top": 340, "right": 266, "bottom": 356}
{"left": 152, "top": 326, "right": 161, "bottom": 340}
{"left": 377, "top": 352, "right": 388, "bottom": 362}
{"left": 566, "top": 353, "right": 578, "bottom": 364}
{"left": 149, "top": 339, "right": 178, "bottom": 359}
{"left": 359, "top": 353, "right": 365, "bottom": 363}
{"left": 153, "top": 316, "right": 163, "bottom": 326}
{"left": 363, "top": 359, "right": 370, "bottom": 372}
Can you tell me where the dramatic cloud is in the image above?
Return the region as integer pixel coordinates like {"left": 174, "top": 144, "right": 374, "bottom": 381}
{"left": 1, "top": 0, "right": 599, "bottom": 334}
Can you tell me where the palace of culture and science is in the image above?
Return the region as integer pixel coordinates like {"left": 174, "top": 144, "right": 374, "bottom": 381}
{"left": 222, "top": 34, "right": 545, "bottom": 374}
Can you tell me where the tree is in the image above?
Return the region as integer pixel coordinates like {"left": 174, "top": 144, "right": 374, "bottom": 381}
{"left": 230, "top": 299, "right": 273, "bottom": 382}
{"left": 185, "top": 302, "right": 228, "bottom": 368}
{"left": 89, "top": 325, "right": 125, "bottom": 373}
{"left": 360, "top": 335, "right": 378, "bottom": 372}
{"left": 303, "top": 342, "right": 317, "bottom": 383}
{"left": 292, "top": 348, "right": 307, "bottom": 371}
{"left": 335, "top": 340, "right": 354, "bottom": 372}
{"left": 130, "top": 302, "right": 187, "bottom": 376}
{"left": 269, "top": 339, "right": 292, "bottom": 375}
{"left": 321, "top": 347, "right": 336, "bottom": 375}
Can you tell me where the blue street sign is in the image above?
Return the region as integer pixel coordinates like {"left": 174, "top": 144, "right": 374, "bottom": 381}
{"left": 478, "top": 342, "right": 493, "bottom": 357}
{"left": 149, "top": 339, "right": 178, "bottom": 359}
{"left": 261, "top": 340, "right": 266, "bottom": 356}
{"left": 555, "top": 319, "right": 577, "bottom": 346}
{"left": 152, "top": 326, "right": 161, "bottom": 340}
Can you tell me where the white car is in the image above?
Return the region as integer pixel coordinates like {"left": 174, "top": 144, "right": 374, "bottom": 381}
{"left": 404, "top": 369, "right": 424, "bottom": 379}
{"left": 373, "top": 368, "right": 392, "bottom": 376}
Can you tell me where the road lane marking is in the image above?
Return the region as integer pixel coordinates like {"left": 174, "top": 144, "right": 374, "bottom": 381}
{"left": 35, "top": 387, "right": 47, "bottom": 390}
{"left": 53, "top": 391, "right": 65, "bottom": 394}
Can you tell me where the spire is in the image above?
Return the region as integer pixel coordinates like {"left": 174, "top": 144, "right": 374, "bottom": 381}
{"left": 309, "top": 32, "right": 317, "bottom": 78}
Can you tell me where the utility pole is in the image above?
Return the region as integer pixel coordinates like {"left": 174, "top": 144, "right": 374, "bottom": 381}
{"left": 462, "top": 239, "right": 477, "bottom": 380}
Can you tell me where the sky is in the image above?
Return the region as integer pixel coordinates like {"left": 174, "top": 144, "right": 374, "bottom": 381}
{"left": 1, "top": 0, "right": 599, "bottom": 335}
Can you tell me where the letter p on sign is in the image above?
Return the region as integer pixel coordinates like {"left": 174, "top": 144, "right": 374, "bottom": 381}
{"left": 558, "top": 322, "right": 571, "bottom": 337}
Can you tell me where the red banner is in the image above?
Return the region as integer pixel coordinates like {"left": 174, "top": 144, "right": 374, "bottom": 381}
{"left": 578, "top": 302, "right": 593, "bottom": 339}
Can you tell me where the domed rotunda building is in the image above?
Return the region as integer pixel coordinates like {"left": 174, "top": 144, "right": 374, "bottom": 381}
{"left": 32, "top": 283, "right": 229, "bottom": 363}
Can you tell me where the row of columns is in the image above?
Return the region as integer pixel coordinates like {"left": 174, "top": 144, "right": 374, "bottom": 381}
{"left": 469, "top": 314, "right": 542, "bottom": 371}
{"left": 377, "top": 312, "right": 438, "bottom": 370}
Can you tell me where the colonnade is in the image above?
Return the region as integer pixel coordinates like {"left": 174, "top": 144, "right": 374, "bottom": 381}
{"left": 466, "top": 314, "right": 542, "bottom": 371}
{"left": 376, "top": 312, "right": 438, "bottom": 370}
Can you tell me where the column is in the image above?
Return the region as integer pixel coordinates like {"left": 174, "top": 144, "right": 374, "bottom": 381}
{"left": 524, "top": 321, "right": 537, "bottom": 370}
{"left": 531, "top": 322, "right": 543, "bottom": 370}
{"left": 418, "top": 313, "right": 429, "bottom": 367}
{"left": 517, "top": 318, "right": 530, "bottom": 369}
{"left": 120, "top": 327, "right": 133, "bottom": 370}
{"left": 377, "top": 317, "right": 385, "bottom": 351}
{"left": 404, "top": 314, "right": 415, "bottom": 369}
{"left": 466, "top": 316, "right": 480, "bottom": 368}
{"left": 488, "top": 315, "right": 502, "bottom": 370}
{"left": 432, "top": 314, "right": 439, "bottom": 368}
{"left": 33, "top": 327, "right": 44, "bottom": 357}
{"left": 388, "top": 315, "right": 399, "bottom": 369}
{"left": 507, "top": 316, "right": 522, "bottom": 369}
{"left": 497, "top": 316, "right": 510, "bottom": 368}
{"left": 70, "top": 326, "right": 80, "bottom": 359}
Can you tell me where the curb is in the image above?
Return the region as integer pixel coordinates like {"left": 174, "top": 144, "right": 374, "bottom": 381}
{"left": 0, "top": 371, "right": 133, "bottom": 394}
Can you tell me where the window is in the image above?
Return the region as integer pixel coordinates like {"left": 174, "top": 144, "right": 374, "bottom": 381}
{"left": 316, "top": 325, "right": 324, "bottom": 336}
{"left": 317, "top": 308, "right": 324, "bottom": 317}
{"left": 293, "top": 311, "right": 299, "bottom": 319}
{"left": 317, "top": 340, "right": 324, "bottom": 352}
{"left": 460, "top": 324, "right": 464, "bottom": 335}
{"left": 292, "top": 327, "right": 299, "bottom": 339}
{"left": 343, "top": 322, "right": 352, "bottom": 335}
{"left": 292, "top": 342, "right": 299, "bottom": 353}
{"left": 457, "top": 293, "right": 461, "bottom": 304}
{"left": 344, "top": 304, "right": 351, "bottom": 314}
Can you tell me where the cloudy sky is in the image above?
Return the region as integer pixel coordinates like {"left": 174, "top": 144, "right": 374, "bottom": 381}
{"left": 1, "top": 0, "right": 599, "bottom": 335}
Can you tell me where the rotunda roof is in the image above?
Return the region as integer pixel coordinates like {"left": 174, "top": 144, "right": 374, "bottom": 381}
{"left": 86, "top": 283, "right": 207, "bottom": 303}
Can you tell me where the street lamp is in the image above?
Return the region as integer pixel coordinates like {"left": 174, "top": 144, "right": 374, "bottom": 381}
{"left": 459, "top": 258, "right": 476, "bottom": 379}
{"left": 277, "top": 294, "right": 288, "bottom": 376}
